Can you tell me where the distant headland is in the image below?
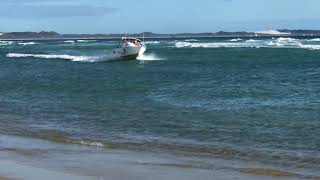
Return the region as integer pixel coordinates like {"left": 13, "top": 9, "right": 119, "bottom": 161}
{"left": 1, "top": 30, "right": 320, "bottom": 40}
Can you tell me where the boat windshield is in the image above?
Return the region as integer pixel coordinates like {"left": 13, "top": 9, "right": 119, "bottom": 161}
{"left": 122, "top": 38, "right": 142, "bottom": 46}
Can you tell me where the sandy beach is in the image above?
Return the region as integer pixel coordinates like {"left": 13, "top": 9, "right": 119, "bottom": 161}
{"left": 0, "top": 135, "right": 312, "bottom": 180}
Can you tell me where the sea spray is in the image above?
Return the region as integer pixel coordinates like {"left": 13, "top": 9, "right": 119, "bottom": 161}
{"left": 137, "top": 53, "right": 163, "bottom": 61}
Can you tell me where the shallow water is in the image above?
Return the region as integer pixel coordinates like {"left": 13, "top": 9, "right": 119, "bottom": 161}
{"left": 0, "top": 37, "right": 320, "bottom": 176}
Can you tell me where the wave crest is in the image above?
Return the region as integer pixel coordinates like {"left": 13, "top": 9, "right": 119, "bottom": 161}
{"left": 307, "top": 38, "right": 320, "bottom": 42}
{"left": 0, "top": 41, "right": 13, "bottom": 46}
{"left": 18, "top": 42, "right": 37, "bottom": 46}
{"left": 174, "top": 37, "right": 320, "bottom": 50}
{"left": 230, "top": 38, "right": 242, "bottom": 42}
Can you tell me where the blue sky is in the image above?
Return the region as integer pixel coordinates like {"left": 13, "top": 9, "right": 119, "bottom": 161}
{"left": 1, "top": 0, "right": 320, "bottom": 33}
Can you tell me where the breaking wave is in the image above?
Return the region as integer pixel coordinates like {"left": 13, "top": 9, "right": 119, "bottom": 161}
{"left": 0, "top": 41, "right": 13, "bottom": 46}
{"left": 299, "top": 44, "right": 320, "bottom": 50}
{"left": 308, "top": 38, "right": 320, "bottom": 42}
{"left": 185, "top": 39, "right": 199, "bottom": 42}
{"left": 144, "top": 41, "right": 161, "bottom": 44}
{"left": 77, "top": 40, "right": 96, "bottom": 43}
{"left": 18, "top": 42, "right": 37, "bottom": 46}
{"left": 175, "top": 42, "right": 257, "bottom": 48}
{"left": 64, "top": 40, "right": 75, "bottom": 43}
{"left": 175, "top": 37, "right": 320, "bottom": 50}
{"left": 245, "top": 39, "right": 259, "bottom": 43}
{"left": 230, "top": 38, "right": 243, "bottom": 42}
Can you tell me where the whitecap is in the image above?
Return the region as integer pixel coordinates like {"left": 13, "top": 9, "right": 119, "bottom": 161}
{"left": 144, "top": 41, "right": 161, "bottom": 44}
{"left": 174, "top": 42, "right": 256, "bottom": 48}
{"left": 276, "top": 37, "right": 297, "bottom": 43}
{"left": 245, "top": 39, "right": 258, "bottom": 43}
{"left": 174, "top": 38, "right": 320, "bottom": 51}
{"left": 77, "top": 40, "right": 96, "bottom": 43}
{"left": 175, "top": 42, "right": 193, "bottom": 48}
{"left": 230, "top": 38, "right": 243, "bottom": 42}
{"left": 299, "top": 44, "right": 320, "bottom": 50}
{"left": 185, "top": 39, "right": 199, "bottom": 42}
{"left": 64, "top": 40, "right": 75, "bottom": 43}
{"left": 18, "top": 42, "right": 37, "bottom": 46}
{"left": 307, "top": 38, "right": 320, "bottom": 42}
{"left": 0, "top": 41, "right": 13, "bottom": 46}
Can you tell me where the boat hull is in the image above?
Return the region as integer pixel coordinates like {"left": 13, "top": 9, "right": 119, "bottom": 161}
{"left": 113, "top": 45, "right": 146, "bottom": 60}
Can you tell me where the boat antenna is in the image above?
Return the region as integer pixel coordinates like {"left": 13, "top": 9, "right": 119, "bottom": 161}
{"left": 143, "top": 32, "right": 145, "bottom": 43}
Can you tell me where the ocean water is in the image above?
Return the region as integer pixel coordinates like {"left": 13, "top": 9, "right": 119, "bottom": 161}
{"left": 0, "top": 37, "right": 320, "bottom": 176}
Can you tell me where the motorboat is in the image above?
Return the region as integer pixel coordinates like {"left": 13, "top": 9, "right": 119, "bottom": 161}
{"left": 113, "top": 37, "right": 146, "bottom": 60}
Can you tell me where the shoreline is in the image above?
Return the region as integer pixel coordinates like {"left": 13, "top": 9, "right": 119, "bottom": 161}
{"left": 0, "top": 134, "right": 315, "bottom": 180}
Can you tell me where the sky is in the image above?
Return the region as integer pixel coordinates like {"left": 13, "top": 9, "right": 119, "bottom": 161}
{"left": 1, "top": 0, "right": 320, "bottom": 33}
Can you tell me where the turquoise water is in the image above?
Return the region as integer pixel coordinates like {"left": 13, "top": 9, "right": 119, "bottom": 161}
{"left": 0, "top": 37, "right": 320, "bottom": 174}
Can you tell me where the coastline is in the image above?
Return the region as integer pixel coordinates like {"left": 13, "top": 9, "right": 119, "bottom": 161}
{"left": 0, "top": 134, "right": 314, "bottom": 180}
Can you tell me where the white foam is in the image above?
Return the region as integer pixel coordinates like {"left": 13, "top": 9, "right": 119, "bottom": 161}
{"left": 175, "top": 42, "right": 256, "bottom": 48}
{"left": 7, "top": 53, "right": 91, "bottom": 61}
{"left": 77, "top": 40, "right": 96, "bottom": 43}
{"left": 137, "top": 53, "right": 163, "bottom": 61}
{"left": 299, "top": 44, "right": 320, "bottom": 50}
{"left": 0, "top": 41, "right": 13, "bottom": 46}
{"left": 64, "top": 40, "right": 75, "bottom": 43}
{"left": 230, "top": 38, "right": 243, "bottom": 42}
{"left": 174, "top": 37, "right": 320, "bottom": 51}
{"left": 245, "top": 39, "right": 258, "bottom": 43}
{"left": 6, "top": 53, "right": 122, "bottom": 62}
{"left": 79, "top": 140, "right": 104, "bottom": 147}
{"left": 277, "top": 37, "right": 296, "bottom": 42}
{"left": 307, "top": 38, "right": 320, "bottom": 42}
{"left": 18, "top": 42, "right": 37, "bottom": 46}
{"left": 185, "top": 39, "right": 199, "bottom": 42}
{"left": 144, "top": 41, "right": 161, "bottom": 44}
{"left": 274, "top": 37, "right": 302, "bottom": 47}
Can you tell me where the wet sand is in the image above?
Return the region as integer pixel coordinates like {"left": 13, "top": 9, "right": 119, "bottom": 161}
{"left": 0, "top": 135, "right": 311, "bottom": 180}
{"left": 0, "top": 177, "right": 12, "bottom": 180}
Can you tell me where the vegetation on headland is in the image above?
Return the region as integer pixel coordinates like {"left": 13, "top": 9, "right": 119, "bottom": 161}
{"left": 1, "top": 30, "right": 320, "bottom": 40}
